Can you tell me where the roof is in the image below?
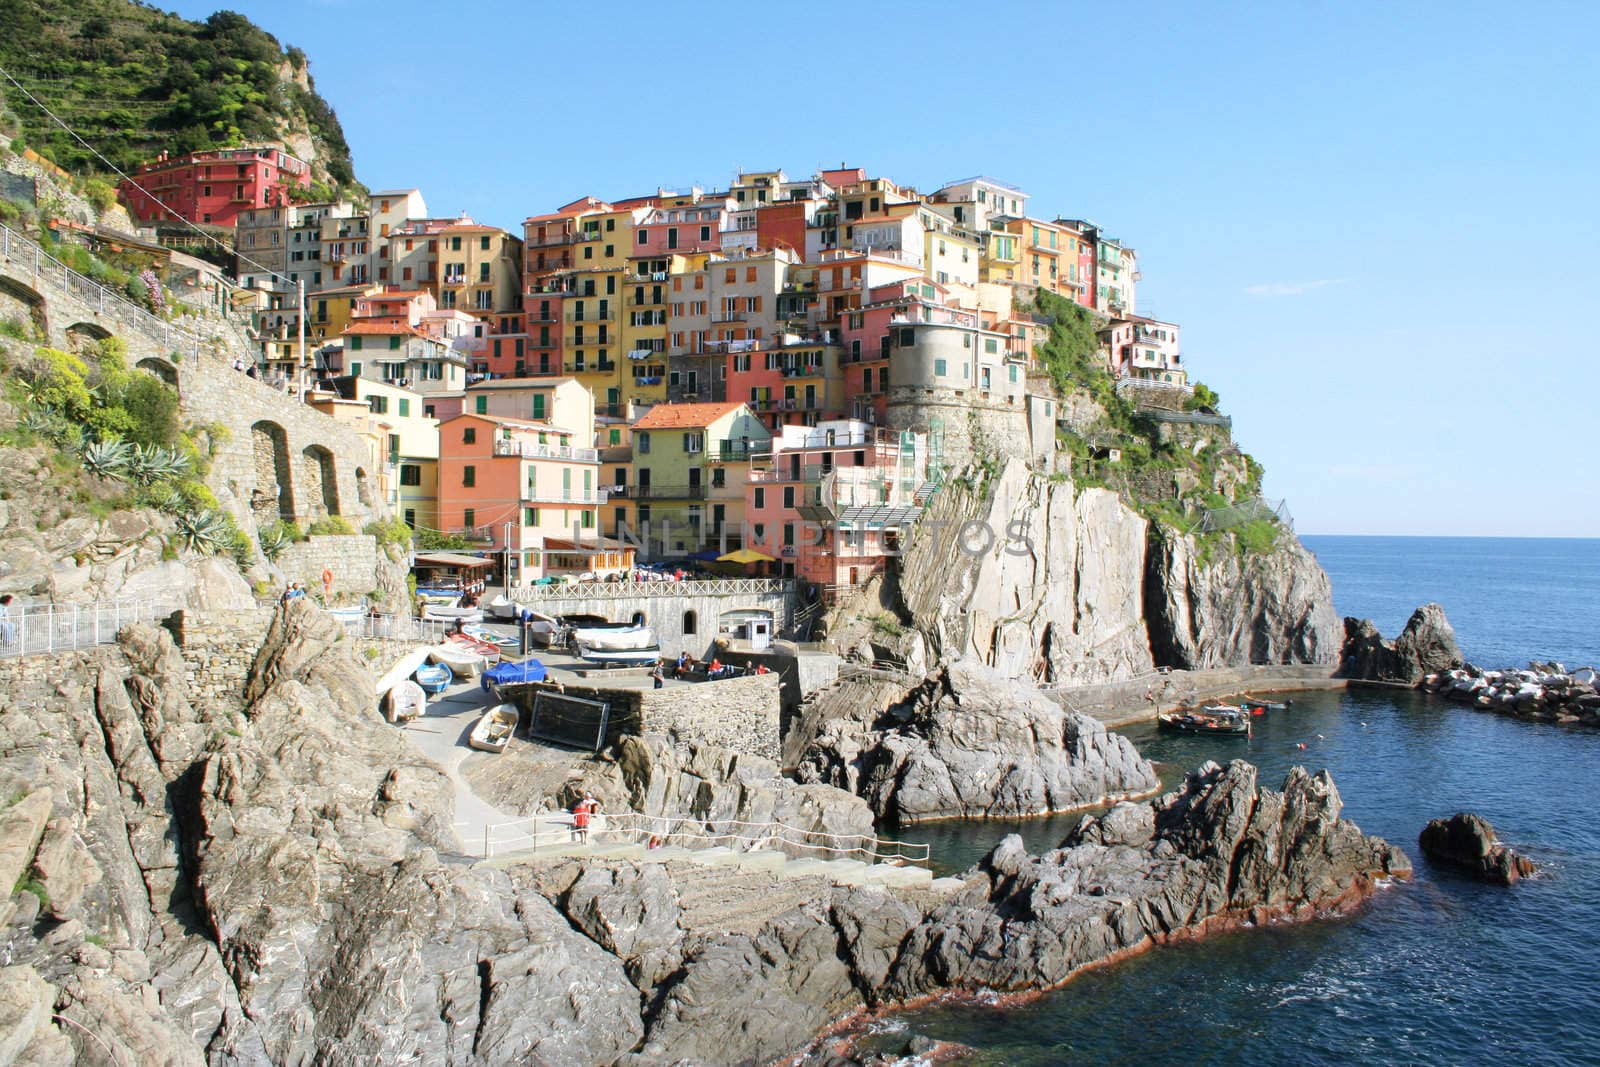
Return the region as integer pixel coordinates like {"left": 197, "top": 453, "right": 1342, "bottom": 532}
{"left": 442, "top": 412, "right": 570, "bottom": 433}
{"left": 371, "top": 188, "right": 422, "bottom": 197}
{"left": 342, "top": 322, "right": 428, "bottom": 337}
{"left": 938, "top": 175, "right": 1027, "bottom": 194}
{"left": 543, "top": 536, "right": 636, "bottom": 553}
{"left": 631, "top": 401, "right": 746, "bottom": 430}
{"left": 466, "top": 376, "right": 581, "bottom": 391}
{"left": 414, "top": 551, "right": 495, "bottom": 569}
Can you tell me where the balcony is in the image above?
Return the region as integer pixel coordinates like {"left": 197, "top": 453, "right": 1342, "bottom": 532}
{"left": 450, "top": 526, "right": 495, "bottom": 543}
{"left": 493, "top": 439, "right": 599, "bottom": 463}
{"left": 564, "top": 334, "right": 612, "bottom": 348}
{"left": 564, "top": 360, "right": 618, "bottom": 374}
{"left": 781, "top": 365, "right": 824, "bottom": 378}
{"left": 610, "top": 483, "right": 708, "bottom": 500}
{"left": 710, "top": 311, "right": 745, "bottom": 324}
{"left": 708, "top": 441, "right": 770, "bottom": 463}
{"left": 528, "top": 229, "right": 578, "bottom": 247}
{"left": 523, "top": 488, "right": 609, "bottom": 505}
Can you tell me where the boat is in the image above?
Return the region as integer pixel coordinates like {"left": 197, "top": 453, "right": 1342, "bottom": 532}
{"left": 1158, "top": 704, "right": 1252, "bottom": 737}
{"left": 423, "top": 603, "right": 485, "bottom": 623}
{"left": 570, "top": 624, "right": 656, "bottom": 652}
{"left": 481, "top": 658, "right": 548, "bottom": 693}
{"left": 485, "top": 594, "right": 519, "bottom": 620}
{"left": 384, "top": 679, "right": 427, "bottom": 724}
{"left": 463, "top": 624, "right": 521, "bottom": 650}
{"left": 413, "top": 661, "right": 453, "bottom": 696}
{"left": 449, "top": 631, "right": 502, "bottom": 664}
{"left": 577, "top": 642, "right": 663, "bottom": 665}
{"left": 468, "top": 703, "right": 520, "bottom": 753}
{"left": 428, "top": 642, "right": 485, "bottom": 679}
{"left": 521, "top": 611, "right": 561, "bottom": 646}
{"left": 1240, "top": 696, "right": 1292, "bottom": 713}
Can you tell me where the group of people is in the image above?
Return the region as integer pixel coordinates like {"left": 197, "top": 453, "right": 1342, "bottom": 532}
{"left": 664, "top": 650, "right": 772, "bottom": 683}
{"left": 229, "top": 356, "right": 259, "bottom": 380}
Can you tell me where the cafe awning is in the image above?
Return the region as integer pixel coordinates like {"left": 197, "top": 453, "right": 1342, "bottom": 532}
{"left": 413, "top": 551, "right": 495, "bottom": 569}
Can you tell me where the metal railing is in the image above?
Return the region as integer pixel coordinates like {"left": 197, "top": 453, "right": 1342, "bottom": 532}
{"left": 457, "top": 809, "right": 929, "bottom": 865}
{"left": 510, "top": 578, "right": 794, "bottom": 602}
{"left": 0, "top": 223, "right": 214, "bottom": 363}
{"left": 493, "top": 439, "right": 599, "bottom": 463}
{"left": 0, "top": 598, "right": 177, "bottom": 658}
{"left": 338, "top": 611, "right": 450, "bottom": 643}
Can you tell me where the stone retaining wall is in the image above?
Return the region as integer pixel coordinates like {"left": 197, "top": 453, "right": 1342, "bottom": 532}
{"left": 275, "top": 535, "right": 379, "bottom": 600}
{"left": 1047, "top": 663, "right": 1344, "bottom": 727}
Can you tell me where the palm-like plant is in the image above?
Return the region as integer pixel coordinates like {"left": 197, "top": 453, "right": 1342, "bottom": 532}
{"left": 257, "top": 521, "right": 290, "bottom": 562}
{"left": 140, "top": 484, "right": 186, "bottom": 514}
{"left": 81, "top": 437, "right": 134, "bottom": 479}
{"left": 174, "top": 509, "right": 233, "bottom": 555}
{"left": 127, "top": 443, "right": 190, "bottom": 485}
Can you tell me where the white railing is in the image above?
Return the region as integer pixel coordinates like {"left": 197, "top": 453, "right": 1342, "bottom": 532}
{"left": 510, "top": 578, "right": 793, "bottom": 602}
{"left": 338, "top": 611, "right": 449, "bottom": 644}
{"left": 0, "top": 599, "right": 178, "bottom": 659}
{"left": 0, "top": 223, "right": 213, "bottom": 363}
{"left": 456, "top": 809, "right": 929, "bottom": 865}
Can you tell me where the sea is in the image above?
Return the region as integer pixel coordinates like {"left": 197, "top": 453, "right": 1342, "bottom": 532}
{"left": 858, "top": 536, "right": 1600, "bottom": 1066}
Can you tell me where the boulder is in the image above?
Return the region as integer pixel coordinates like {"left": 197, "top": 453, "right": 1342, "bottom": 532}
{"left": 1418, "top": 813, "right": 1536, "bottom": 885}
{"left": 0, "top": 791, "right": 52, "bottom": 903}
{"left": 798, "top": 658, "right": 1158, "bottom": 821}
{"left": 1340, "top": 603, "right": 1462, "bottom": 684}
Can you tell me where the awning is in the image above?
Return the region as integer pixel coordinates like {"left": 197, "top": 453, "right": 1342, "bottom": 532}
{"left": 718, "top": 548, "right": 777, "bottom": 564}
{"left": 414, "top": 551, "right": 496, "bottom": 569}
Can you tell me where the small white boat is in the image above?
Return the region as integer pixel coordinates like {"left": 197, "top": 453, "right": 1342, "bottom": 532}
{"left": 577, "top": 642, "right": 662, "bottom": 665}
{"left": 428, "top": 643, "right": 485, "bottom": 679}
{"left": 414, "top": 662, "right": 453, "bottom": 696}
{"left": 424, "top": 604, "right": 485, "bottom": 623}
{"left": 571, "top": 624, "right": 656, "bottom": 652}
{"left": 486, "top": 595, "right": 519, "bottom": 620}
{"left": 468, "top": 703, "right": 520, "bottom": 753}
{"left": 385, "top": 679, "right": 427, "bottom": 724}
{"left": 448, "top": 631, "right": 502, "bottom": 665}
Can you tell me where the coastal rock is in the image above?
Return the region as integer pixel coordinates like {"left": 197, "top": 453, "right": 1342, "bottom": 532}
{"left": 797, "top": 658, "right": 1159, "bottom": 821}
{"left": 1145, "top": 525, "right": 1342, "bottom": 669}
{"left": 1340, "top": 603, "right": 1462, "bottom": 684}
{"left": 884, "top": 760, "right": 1410, "bottom": 998}
{"left": 1418, "top": 813, "right": 1536, "bottom": 885}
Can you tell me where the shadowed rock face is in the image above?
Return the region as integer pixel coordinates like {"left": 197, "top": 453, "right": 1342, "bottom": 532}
{"left": 1419, "top": 813, "right": 1536, "bottom": 885}
{"left": 1340, "top": 602, "right": 1463, "bottom": 684}
{"left": 796, "top": 658, "right": 1159, "bottom": 821}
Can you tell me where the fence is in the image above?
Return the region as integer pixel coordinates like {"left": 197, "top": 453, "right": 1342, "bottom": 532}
{"left": 337, "top": 610, "right": 449, "bottom": 644}
{"left": 0, "top": 222, "right": 216, "bottom": 364}
{"left": 455, "top": 809, "right": 930, "bottom": 866}
{"left": 511, "top": 578, "right": 794, "bottom": 602}
{"left": 0, "top": 598, "right": 177, "bottom": 658}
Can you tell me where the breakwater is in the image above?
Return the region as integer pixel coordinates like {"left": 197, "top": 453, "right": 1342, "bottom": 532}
{"left": 1421, "top": 664, "right": 1600, "bottom": 728}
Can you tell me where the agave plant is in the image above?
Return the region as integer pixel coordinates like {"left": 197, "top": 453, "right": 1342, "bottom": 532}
{"left": 174, "top": 508, "right": 233, "bottom": 555}
{"left": 257, "top": 520, "right": 290, "bottom": 562}
{"left": 127, "top": 443, "right": 190, "bottom": 485}
{"left": 81, "top": 436, "right": 134, "bottom": 479}
{"left": 139, "top": 484, "right": 186, "bottom": 515}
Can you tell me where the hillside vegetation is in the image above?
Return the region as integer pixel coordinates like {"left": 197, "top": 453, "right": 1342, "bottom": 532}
{"left": 0, "top": 0, "right": 358, "bottom": 193}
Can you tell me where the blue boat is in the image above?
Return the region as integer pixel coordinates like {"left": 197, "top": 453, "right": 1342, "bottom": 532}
{"left": 414, "top": 662, "right": 453, "bottom": 696}
{"left": 481, "top": 658, "right": 548, "bottom": 692}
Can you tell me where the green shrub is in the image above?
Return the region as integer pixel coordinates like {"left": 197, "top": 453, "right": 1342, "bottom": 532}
{"left": 363, "top": 516, "right": 413, "bottom": 547}
{"left": 306, "top": 516, "right": 354, "bottom": 536}
{"left": 13, "top": 875, "right": 48, "bottom": 911}
{"left": 1235, "top": 519, "right": 1281, "bottom": 556}
{"left": 0, "top": 317, "right": 32, "bottom": 341}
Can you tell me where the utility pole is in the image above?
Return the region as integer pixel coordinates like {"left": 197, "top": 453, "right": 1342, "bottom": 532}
{"left": 296, "top": 277, "right": 307, "bottom": 399}
{"left": 503, "top": 520, "right": 514, "bottom": 598}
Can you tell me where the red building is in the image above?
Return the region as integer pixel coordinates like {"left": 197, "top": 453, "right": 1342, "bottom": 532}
{"left": 118, "top": 147, "right": 312, "bottom": 228}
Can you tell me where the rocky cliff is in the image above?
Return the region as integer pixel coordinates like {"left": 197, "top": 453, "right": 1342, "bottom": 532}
{"left": 893, "top": 457, "right": 1338, "bottom": 687}
{"left": 1340, "top": 602, "right": 1463, "bottom": 684}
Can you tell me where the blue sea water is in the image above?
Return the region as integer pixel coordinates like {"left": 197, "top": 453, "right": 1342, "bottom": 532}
{"left": 867, "top": 536, "right": 1600, "bottom": 1066}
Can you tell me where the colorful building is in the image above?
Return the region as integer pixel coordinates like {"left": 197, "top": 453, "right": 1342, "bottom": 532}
{"left": 119, "top": 147, "right": 311, "bottom": 228}
{"left": 308, "top": 376, "right": 440, "bottom": 530}
{"left": 626, "top": 401, "right": 771, "bottom": 556}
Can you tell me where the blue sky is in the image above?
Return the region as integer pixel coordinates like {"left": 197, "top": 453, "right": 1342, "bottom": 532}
{"left": 168, "top": 0, "right": 1600, "bottom": 536}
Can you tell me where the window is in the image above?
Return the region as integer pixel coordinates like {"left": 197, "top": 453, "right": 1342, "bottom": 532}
{"left": 581, "top": 510, "right": 594, "bottom": 529}
{"left": 463, "top": 427, "right": 477, "bottom": 444}
{"left": 450, "top": 236, "right": 461, "bottom": 250}
{"left": 351, "top": 336, "right": 364, "bottom": 351}
{"left": 637, "top": 432, "right": 650, "bottom": 454}
{"left": 683, "top": 610, "right": 698, "bottom": 635}
{"left": 682, "top": 432, "right": 703, "bottom": 453}
{"left": 700, "top": 225, "right": 710, "bottom": 240}
{"left": 532, "top": 394, "right": 546, "bottom": 420}
{"left": 608, "top": 428, "right": 622, "bottom": 445}
{"left": 524, "top": 507, "right": 536, "bottom": 525}
{"left": 369, "top": 395, "right": 389, "bottom": 414}
{"left": 754, "top": 487, "right": 765, "bottom": 509}
{"left": 351, "top": 362, "right": 362, "bottom": 376}
{"left": 400, "top": 465, "right": 421, "bottom": 486}
{"left": 388, "top": 336, "right": 401, "bottom": 350}
{"left": 463, "top": 465, "right": 476, "bottom": 487}
{"left": 783, "top": 522, "right": 795, "bottom": 546}
{"left": 712, "top": 467, "right": 725, "bottom": 488}
{"left": 899, "top": 328, "right": 914, "bottom": 346}
{"left": 463, "top": 508, "right": 475, "bottom": 527}
{"left": 480, "top": 235, "right": 490, "bottom": 250}
{"left": 934, "top": 358, "right": 947, "bottom": 377}
{"left": 985, "top": 338, "right": 999, "bottom": 354}
{"left": 475, "top": 396, "right": 488, "bottom": 414}
{"left": 783, "top": 486, "right": 795, "bottom": 508}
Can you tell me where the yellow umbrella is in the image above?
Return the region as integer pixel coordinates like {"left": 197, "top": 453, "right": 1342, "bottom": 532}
{"left": 717, "top": 547, "right": 777, "bottom": 564}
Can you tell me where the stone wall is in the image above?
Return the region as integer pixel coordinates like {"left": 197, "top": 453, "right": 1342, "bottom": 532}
{"left": 163, "top": 608, "right": 276, "bottom": 712}
{"left": 512, "top": 587, "right": 795, "bottom": 659}
{"left": 275, "top": 535, "right": 379, "bottom": 600}
{"left": 507, "top": 672, "right": 783, "bottom": 762}
{"left": 887, "top": 386, "right": 1032, "bottom": 470}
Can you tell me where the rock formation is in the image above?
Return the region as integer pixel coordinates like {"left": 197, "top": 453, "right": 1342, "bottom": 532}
{"left": 1145, "top": 525, "right": 1342, "bottom": 669}
{"left": 1340, "top": 602, "right": 1463, "bottom": 684}
{"left": 796, "top": 658, "right": 1159, "bottom": 821}
{"left": 1419, "top": 813, "right": 1536, "bottom": 885}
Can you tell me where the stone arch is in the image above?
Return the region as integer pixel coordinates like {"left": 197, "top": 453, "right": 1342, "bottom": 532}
{"left": 355, "top": 466, "right": 373, "bottom": 509}
{"left": 64, "top": 320, "right": 112, "bottom": 353}
{"left": 0, "top": 274, "right": 47, "bottom": 339}
{"left": 136, "top": 356, "right": 179, "bottom": 389}
{"left": 250, "top": 420, "right": 294, "bottom": 522}
{"left": 301, "top": 444, "right": 339, "bottom": 518}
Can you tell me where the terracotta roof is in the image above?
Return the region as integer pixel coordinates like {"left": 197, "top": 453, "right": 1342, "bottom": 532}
{"left": 631, "top": 401, "right": 746, "bottom": 430}
{"left": 342, "top": 322, "right": 424, "bottom": 336}
{"left": 443, "top": 412, "right": 569, "bottom": 432}
{"left": 466, "top": 377, "right": 581, "bottom": 391}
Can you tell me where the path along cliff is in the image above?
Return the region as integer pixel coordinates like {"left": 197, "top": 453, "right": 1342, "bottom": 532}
{"left": 0, "top": 600, "right": 1407, "bottom": 1064}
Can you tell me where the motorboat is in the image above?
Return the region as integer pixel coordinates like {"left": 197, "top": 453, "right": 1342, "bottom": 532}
{"left": 1239, "top": 696, "right": 1292, "bottom": 713}
{"left": 1158, "top": 704, "right": 1251, "bottom": 737}
{"left": 577, "top": 642, "right": 662, "bottom": 665}
{"left": 448, "top": 631, "right": 502, "bottom": 664}
{"left": 413, "top": 662, "right": 453, "bottom": 696}
{"left": 384, "top": 680, "right": 426, "bottom": 724}
{"left": 485, "top": 594, "right": 519, "bottom": 620}
{"left": 481, "top": 658, "right": 548, "bottom": 694}
{"left": 428, "top": 642, "right": 485, "bottom": 679}
{"left": 424, "top": 603, "right": 485, "bottom": 623}
{"left": 570, "top": 624, "right": 656, "bottom": 652}
{"left": 468, "top": 703, "right": 520, "bottom": 753}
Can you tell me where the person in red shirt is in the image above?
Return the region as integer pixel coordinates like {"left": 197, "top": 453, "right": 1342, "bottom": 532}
{"left": 572, "top": 794, "right": 598, "bottom": 842}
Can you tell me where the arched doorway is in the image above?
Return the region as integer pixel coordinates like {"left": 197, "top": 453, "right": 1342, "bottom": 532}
{"left": 682, "top": 609, "right": 698, "bottom": 635}
{"left": 136, "top": 356, "right": 179, "bottom": 389}
{"left": 301, "top": 444, "right": 339, "bottom": 518}
{"left": 64, "top": 321, "right": 112, "bottom": 354}
{"left": 250, "top": 420, "right": 294, "bottom": 521}
{"left": 355, "top": 466, "right": 373, "bottom": 509}
{"left": 0, "top": 275, "right": 46, "bottom": 339}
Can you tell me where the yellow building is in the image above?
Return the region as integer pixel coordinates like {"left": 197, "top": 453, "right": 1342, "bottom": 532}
{"left": 560, "top": 206, "right": 642, "bottom": 411}
{"left": 307, "top": 376, "right": 440, "bottom": 530}
{"left": 437, "top": 222, "right": 524, "bottom": 321}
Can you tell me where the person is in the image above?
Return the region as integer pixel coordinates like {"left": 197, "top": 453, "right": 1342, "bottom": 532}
{"left": 754, "top": 663, "right": 771, "bottom": 675}
{"left": 231, "top": 356, "right": 244, "bottom": 373}
{"left": 650, "top": 663, "right": 665, "bottom": 690}
{"left": 707, "top": 656, "right": 724, "bottom": 680}
{"left": 0, "top": 594, "right": 15, "bottom": 649}
{"left": 321, "top": 566, "right": 334, "bottom": 601}
{"left": 245, "top": 364, "right": 258, "bottom": 379}
{"left": 572, "top": 793, "right": 598, "bottom": 843}
{"left": 675, "top": 650, "right": 691, "bottom": 674}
